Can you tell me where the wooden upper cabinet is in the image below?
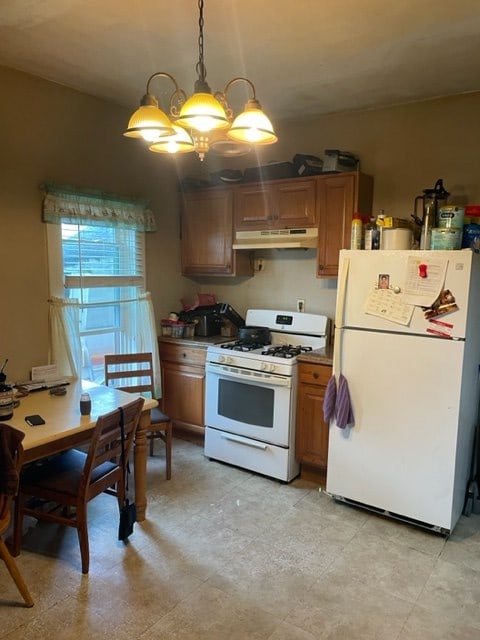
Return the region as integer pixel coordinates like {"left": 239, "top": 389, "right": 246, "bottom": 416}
{"left": 234, "top": 178, "right": 317, "bottom": 230}
{"left": 180, "top": 188, "right": 253, "bottom": 277}
{"left": 316, "top": 172, "right": 373, "bottom": 278}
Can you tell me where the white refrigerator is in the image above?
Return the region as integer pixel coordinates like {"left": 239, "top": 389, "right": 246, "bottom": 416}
{"left": 326, "top": 249, "right": 480, "bottom": 534}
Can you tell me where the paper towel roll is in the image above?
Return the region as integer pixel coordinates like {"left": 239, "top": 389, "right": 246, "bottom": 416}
{"left": 382, "top": 228, "right": 413, "bottom": 250}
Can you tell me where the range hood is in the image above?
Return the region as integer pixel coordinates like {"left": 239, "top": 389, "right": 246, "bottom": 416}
{"left": 233, "top": 228, "right": 318, "bottom": 250}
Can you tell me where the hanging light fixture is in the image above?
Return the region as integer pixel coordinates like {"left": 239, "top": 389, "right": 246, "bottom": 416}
{"left": 123, "top": 0, "right": 277, "bottom": 161}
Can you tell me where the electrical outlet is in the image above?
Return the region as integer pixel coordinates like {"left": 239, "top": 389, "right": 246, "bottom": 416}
{"left": 297, "top": 299, "right": 305, "bottom": 313}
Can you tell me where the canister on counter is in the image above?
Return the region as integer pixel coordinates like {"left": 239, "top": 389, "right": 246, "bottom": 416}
{"left": 431, "top": 228, "right": 462, "bottom": 250}
{"left": 437, "top": 205, "right": 465, "bottom": 229}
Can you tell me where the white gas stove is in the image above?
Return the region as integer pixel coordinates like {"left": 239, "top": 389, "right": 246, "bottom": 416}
{"left": 204, "top": 309, "right": 329, "bottom": 482}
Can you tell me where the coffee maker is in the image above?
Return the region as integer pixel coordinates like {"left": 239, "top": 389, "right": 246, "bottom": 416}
{"left": 412, "top": 178, "right": 450, "bottom": 249}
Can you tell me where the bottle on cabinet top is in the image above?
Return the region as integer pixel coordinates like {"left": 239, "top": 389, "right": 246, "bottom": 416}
{"left": 364, "top": 216, "right": 379, "bottom": 250}
{"left": 350, "top": 213, "right": 363, "bottom": 250}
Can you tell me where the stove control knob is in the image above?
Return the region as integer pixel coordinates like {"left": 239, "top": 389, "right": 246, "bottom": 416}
{"left": 227, "top": 356, "right": 234, "bottom": 364}
{"left": 262, "top": 362, "right": 275, "bottom": 372}
{"left": 219, "top": 355, "right": 225, "bottom": 363}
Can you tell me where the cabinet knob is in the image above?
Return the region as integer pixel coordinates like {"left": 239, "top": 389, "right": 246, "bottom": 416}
{"left": 182, "top": 352, "right": 186, "bottom": 358}
{"left": 313, "top": 372, "right": 319, "bottom": 379}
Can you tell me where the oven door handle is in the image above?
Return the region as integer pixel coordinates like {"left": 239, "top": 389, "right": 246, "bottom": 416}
{"left": 206, "top": 362, "right": 291, "bottom": 387}
{"left": 221, "top": 433, "right": 268, "bottom": 450}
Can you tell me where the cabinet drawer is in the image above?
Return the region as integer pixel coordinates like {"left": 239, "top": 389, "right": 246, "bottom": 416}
{"left": 298, "top": 364, "right": 332, "bottom": 386}
{"left": 159, "top": 342, "right": 207, "bottom": 366}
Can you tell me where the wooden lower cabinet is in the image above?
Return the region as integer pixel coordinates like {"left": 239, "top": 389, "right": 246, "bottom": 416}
{"left": 158, "top": 340, "right": 207, "bottom": 436}
{"left": 295, "top": 362, "right": 332, "bottom": 473}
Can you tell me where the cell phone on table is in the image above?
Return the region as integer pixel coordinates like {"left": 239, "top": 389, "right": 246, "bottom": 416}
{"left": 25, "top": 414, "right": 46, "bottom": 426}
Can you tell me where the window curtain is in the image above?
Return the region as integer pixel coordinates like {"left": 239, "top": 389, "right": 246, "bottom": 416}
{"left": 41, "top": 182, "right": 157, "bottom": 232}
{"left": 48, "top": 297, "right": 83, "bottom": 379}
{"left": 48, "top": 293, "right": 162, "bottom": 397}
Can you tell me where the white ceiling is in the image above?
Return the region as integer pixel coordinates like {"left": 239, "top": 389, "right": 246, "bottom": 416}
{"left": 1, "top": 0, "right": 480, "bottom": 123}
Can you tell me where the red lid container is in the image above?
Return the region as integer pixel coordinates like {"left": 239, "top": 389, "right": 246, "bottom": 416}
{"left": 465, "top": 205, "right": 480, "bottom": 216}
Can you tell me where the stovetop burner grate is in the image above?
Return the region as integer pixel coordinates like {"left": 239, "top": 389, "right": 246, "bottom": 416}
{"left": 261, "top": 345, "right": 313, "bottom": 359}
{"left": 220, "top": 340, "right": 270, "bottom": 352}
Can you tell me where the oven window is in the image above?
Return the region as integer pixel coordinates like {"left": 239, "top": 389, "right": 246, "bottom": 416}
{"left": 218, "top": 379, "right": 274, "bottom": 428}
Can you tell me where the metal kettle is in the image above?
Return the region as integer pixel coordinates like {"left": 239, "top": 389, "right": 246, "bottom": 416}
{"left": 412, "top": 179, "right": 450, "bottom": 249}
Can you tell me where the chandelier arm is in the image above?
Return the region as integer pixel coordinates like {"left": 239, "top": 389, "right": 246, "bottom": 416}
{"left": 145, "top": 71, "right": 182, "bottom": 97}
{"left": 222, "top": 77, "right": 257, "bottom": 101}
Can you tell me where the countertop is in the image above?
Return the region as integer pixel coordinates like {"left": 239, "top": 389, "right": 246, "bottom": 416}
{"left": 159, "top": 335, "right": 334, "bottom": 364}
{"left": 297, "top": 345, "right": 334, "bottom": 366}
{"left": 158, "top": 334, "right": 232, "bottom": 348}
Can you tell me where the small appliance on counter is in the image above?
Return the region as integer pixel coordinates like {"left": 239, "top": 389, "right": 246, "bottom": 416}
{"left": 178, "top": 303, "right": 245, "bottom": 337}
{"left": 321, "top": 149, "right": 359, "bottom": 173}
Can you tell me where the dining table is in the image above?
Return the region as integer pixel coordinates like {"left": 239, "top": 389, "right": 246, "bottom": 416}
{"left": 6, "top": 379, "right": 157, "bottom": 521}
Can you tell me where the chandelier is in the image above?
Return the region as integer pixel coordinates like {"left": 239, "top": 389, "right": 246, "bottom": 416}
{"left": 123, "top": 0, "right": 278, "bottom": 161}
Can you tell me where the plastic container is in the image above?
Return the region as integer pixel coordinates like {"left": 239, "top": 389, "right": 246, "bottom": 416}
{"left": 183, "top": 323, "right": 195, "bottom": 338}
{"left": 462, "top": 205, "right": 480, "bottom": 249}
{"left": 170, "top": 324, "right": 184, "bottom": 338}
{"left": 437, "top": 205, "right": 465, "bottom": 229}
{"left": 350, "top": 213, "right": 363, "bottom": 249}
{"left": 431, "top": 228, "right": 462, "bottom": 250}
{"left": 80, "top": 392, "right": 92, "bottom": 416}
{"left": 0, "top": 383, "right": 14, "bottom": 420}
{"left": 382, "top": 228, "right": 413, "bottom": 250}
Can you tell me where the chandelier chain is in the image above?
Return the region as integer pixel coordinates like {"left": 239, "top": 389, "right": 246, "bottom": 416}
{"left": 197, "top": 0, "right": 206, "bottom": 81}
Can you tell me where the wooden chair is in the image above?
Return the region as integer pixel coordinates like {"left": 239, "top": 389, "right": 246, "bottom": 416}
{"left": 104, "top": 352, "right": 172, "bottom": 480}
{"left": 0, "top": 423, "right": 34, "bottom": 607}
{"left": 13, "top": 397, "right": 144, "bottom": 574}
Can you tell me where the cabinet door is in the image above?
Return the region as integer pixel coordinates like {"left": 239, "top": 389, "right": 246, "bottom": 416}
{"left": 316, "top": 172, "right": 373, "bottom": 278}
{"left": 275, "top": 179, "right": 317, "bottom": 227}
{"left": 295, "top": 382, "right": 329, "bottom": 468}
{"left": 317, "top": 174, "right": 355, "bottom": 278}
{"left": 161, "top": 361, "right": 205, "bottom": 429}
{"left": 234, "top": 179, "right": 317, "bottom": 230}
{"left": 181, "top": 189, "right": 234, "bottom": 275}
{"left": 234, "top": 184, "right": 275, "bottom": 229}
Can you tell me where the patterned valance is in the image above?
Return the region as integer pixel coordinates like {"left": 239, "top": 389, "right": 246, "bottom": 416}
{"left": 41, "top": 182, "right": 156, "bottom": 232}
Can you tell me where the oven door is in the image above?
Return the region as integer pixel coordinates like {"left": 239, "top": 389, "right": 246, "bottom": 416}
{"left": 205, "top": 361, "right": 294, "bottom": 447}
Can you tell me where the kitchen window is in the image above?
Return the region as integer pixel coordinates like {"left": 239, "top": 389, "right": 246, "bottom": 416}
{"left": 43, "top": 183, "right": 160, "bottom": 388}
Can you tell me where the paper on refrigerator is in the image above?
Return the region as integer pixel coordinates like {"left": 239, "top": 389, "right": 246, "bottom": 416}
{"left": 401, "top": 256, "right": 448, "bottom": 307}
{"left": 364, "top": 288, "right": 414, "bottom": 325}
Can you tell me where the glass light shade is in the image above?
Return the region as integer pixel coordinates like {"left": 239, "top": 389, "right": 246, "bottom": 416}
{"left": 123, "top": 104, "right": 175, "bottom": 142}
{"left": 209, "top": 129, "right": 252, "bottom": 157}
{"left": 149, "top": 126, "right": 195, "bottom": 154}
{"left": 228, "top": 107, "right": 278, "bottom": 145}
{"left": 176, "top": 93, "right": 229, "bottom": 132}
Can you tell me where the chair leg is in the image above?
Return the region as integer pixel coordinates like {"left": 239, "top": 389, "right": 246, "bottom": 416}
{"left": 149, "top": 432, "right": 154, "bottom": 457}
{"left": 76, "top": 506, "right": 90, "bottom": 575}
{"left": 12, "top": 495, "right": 24, "bottom": 558}
{"left": 165, "top": 422, "right": 172, "bottom": 481}
{"left": 0, "top": 538, "right": 34, "bottom": 607}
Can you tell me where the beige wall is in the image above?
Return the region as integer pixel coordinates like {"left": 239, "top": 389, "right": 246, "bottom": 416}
{"left": 0, "top": 66, "right": 197, "bottom": 382}
{"left": 2, "top": 63, "right": 479, "bottom": 381}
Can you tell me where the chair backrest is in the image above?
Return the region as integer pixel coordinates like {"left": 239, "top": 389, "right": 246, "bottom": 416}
{"left": 80, "top": 397, "right": 144, "bottom": 498}
{"left": 0, "top": 423, "right": 25, "bottom": 532}
{"left": 104, "top": 352, "right": 155, "bottom": 398}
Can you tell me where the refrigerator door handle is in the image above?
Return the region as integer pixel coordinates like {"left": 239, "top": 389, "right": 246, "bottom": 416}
{"left": 334, "top": 256, "right": 350, "bottom": 373}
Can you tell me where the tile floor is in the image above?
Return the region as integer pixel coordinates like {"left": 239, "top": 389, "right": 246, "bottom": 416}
{"left": 2, "top": 438, "right": 480, "bottom": 639}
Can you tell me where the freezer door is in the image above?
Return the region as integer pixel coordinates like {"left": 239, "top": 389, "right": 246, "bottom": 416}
{"left": 336, "top": 249, "right": 476, "bottom": 339}
{"left": 326, "top": 328, "right": 471, "bottom": 531}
